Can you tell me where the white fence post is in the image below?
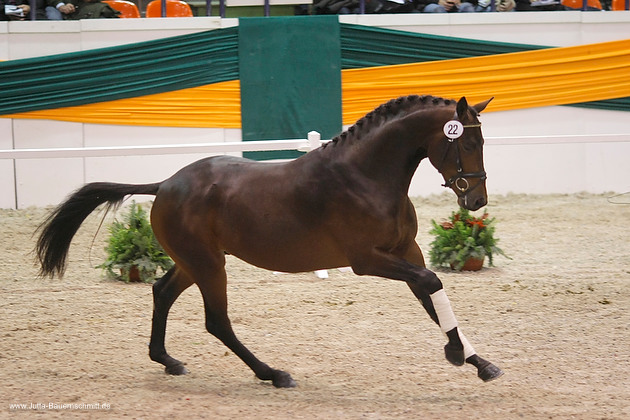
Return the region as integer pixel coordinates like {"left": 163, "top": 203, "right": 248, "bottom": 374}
{"left": 307, "top": 131, "right": 321, "bottom": 151}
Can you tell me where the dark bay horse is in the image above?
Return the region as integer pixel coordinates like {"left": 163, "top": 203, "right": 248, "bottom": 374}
{"left": 36, "top": 94, "right": 503, "bottom": 388}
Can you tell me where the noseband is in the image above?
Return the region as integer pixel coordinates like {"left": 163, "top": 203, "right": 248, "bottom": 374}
{"left": 438, "top": 122, "right": 487, "bottom": 196}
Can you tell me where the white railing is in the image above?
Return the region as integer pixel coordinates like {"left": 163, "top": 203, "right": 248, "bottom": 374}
{"left": 3, "top": 132, "right": 630, "bottom": 160}
{"left": 0, "top": 131, "right": 323, "bottom": 160}
{"left": 0, "top": 130, "right": 333, "bottom": 277}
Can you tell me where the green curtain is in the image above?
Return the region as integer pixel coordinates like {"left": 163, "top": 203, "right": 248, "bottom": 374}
{"left": 568, "top": 97, "right": 630, "bottom": 112}
{"left": 0, "top": 27, "right": 239, "bottom": 115}
{"left": 340, "top": 23, "right": 547, "bottom": 69}
{"left": 239, "top": 16, "right": 342, "bottom": 160}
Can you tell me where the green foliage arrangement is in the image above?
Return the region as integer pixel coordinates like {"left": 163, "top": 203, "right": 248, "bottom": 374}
{"left": 428, "top": 208, "right": 509, "bottom": 271}
{"left": 97, "top": 202, "right": 173, "bottom": 283}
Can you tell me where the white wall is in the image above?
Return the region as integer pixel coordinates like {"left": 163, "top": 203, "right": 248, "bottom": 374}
{"left": 409, "top": 107, "right": 630, "bottom": 197}
{"left": 466, "top": 106, "right": 630, "bottom": 196}
{"left": 8, "top": 121, "right": 242, "bottom": 208}
{"left": 1, "top": 13, "right": 630, "bottom": 208}
{"left": 0, "top": 17, "right": 237, "bottom": 60}
{"left": 0, "top": 119, "right": 15, "bottom": 208}
{"left": 2, "top": 12, "right": 630, "bottom": 60}
{"left": 341, "top": 11, "right": 630, "bottom": 47}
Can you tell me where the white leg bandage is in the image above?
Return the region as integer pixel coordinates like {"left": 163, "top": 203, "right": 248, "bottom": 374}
{"left": 458, "top": 331, "right": 476, "bottom": 359}
{"left": 430, "top": 289, "right": 476, "bottom": 358}
{"left": 430, "top": 289, "right": 458, "bottom": 333}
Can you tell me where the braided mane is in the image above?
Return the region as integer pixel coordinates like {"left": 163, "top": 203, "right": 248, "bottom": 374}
{"left": 323, "top": 95, "right": 454, "bottom": 149}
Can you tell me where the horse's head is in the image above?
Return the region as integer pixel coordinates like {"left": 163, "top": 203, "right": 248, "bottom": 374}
{"left": 429, "top": 96, "right": 493, "bottom": 211}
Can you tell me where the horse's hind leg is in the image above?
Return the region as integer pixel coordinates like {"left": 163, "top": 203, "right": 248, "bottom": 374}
{"left": 195, "top": 253, "right": 296, "bottom": 388}
{"left": 149, "top": 266, "right": 194, "bottom": 375}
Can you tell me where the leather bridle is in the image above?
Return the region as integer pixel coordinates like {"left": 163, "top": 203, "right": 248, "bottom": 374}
{"left": 438, "top": 122, "right": 487, "bottom": 196}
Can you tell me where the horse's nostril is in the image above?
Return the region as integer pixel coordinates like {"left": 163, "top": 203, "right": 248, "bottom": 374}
{"left": 475, "top": 196, "right": 487, "bottom": 210}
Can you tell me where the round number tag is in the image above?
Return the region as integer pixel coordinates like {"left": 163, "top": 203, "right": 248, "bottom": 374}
{"left": 443, "top": 120, "right": 464, "bottom": 139}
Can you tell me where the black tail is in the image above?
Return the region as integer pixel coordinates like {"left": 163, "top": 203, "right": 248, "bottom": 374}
{"left": 36, "top": 182, "right": 161, "bottom": 279}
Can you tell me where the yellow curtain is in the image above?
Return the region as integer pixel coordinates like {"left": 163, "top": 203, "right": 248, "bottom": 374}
{"left": 342, "top": 38, "right": 630, "bottom": 124}
{"left": 6, "top": 80, "right": 242, "bottom": 128}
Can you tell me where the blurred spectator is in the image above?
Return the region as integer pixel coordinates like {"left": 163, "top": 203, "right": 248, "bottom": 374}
{"left": 477, "top": 0, "right": 515, "bottom": 10}
{"left": 47, "top": 0, "right": 120, "bottom": 19}
{"left": 1, "top": 0, "right": 31, "bottom": 19}
{"left": 514, "top": 0, "right": 564, "bottom": 9}
{"left": 313, "top": 0, "right": 398, "bottom": 13}
{"left": 32, "top": 0, "right": 55, "bottom": 18}
{"left": 419, "top": 0, "right": 477, "bottom": 12}
{"left": 309, "top": 0, "right": 610, "bottom": 12}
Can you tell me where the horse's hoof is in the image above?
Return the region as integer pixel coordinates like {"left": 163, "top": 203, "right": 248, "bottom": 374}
{"left": 477, "top": 362, "right": 503, "bottom": 382}
{"left": 444, "top": 343, "right": 465, "bottom": 366}
{"left": 165, "top": 363, "right": 189, "bottom": 376}
{"left": 272, "top": 370, "right": 297, "bottom": 388}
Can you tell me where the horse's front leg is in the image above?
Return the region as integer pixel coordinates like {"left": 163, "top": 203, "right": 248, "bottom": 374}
{"left": 402, "top": 243, "right": 503, "bottom": 382}
{"left": 407, "top": 281, "right": 503, "bottom": 382}
{"left": 351, "top": 245, "right": 503, "bottom": 382}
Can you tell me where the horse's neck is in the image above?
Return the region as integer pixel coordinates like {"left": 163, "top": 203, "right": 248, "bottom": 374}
{"left": 342, "top": 108, "right": 446, "bottom": 195}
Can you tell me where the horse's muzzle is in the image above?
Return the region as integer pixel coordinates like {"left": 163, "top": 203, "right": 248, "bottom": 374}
{"left": 460, "top": 193, "right": 487, "bottom": 211}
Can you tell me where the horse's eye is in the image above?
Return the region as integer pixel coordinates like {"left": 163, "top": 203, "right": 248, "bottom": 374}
{"left": 462, "top": 140, "right": 477, "bottom": 153}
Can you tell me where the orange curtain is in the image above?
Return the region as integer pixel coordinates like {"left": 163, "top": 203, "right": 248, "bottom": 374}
{"left": 6, "top": 80, "right": 242, "bottom": 128}
{"left": 341, "top": 38, "right": 630, "bottom": 124}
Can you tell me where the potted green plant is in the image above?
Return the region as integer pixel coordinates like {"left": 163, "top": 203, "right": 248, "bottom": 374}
{"left": 428, "top": 208, "right": 508, "bottom": 271}
{"left": 97, "top": 201, "right": 174, "bottom": 282}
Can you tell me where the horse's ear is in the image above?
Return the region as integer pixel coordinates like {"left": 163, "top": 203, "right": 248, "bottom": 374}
{"left": 472, "top": 97, "right": 494, "bottom": 114}
{"left": 455, "top": 96, "right": 469, "bottom": 120}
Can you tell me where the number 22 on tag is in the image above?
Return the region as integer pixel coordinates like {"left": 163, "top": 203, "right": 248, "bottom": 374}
{"left": 443, "top": 120, "right": 464, "bottom": 139}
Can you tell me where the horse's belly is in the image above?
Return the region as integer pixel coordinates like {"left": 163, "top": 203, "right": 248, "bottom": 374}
{"left": 222, "top": 225, "right": 349, "bottom": 273}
